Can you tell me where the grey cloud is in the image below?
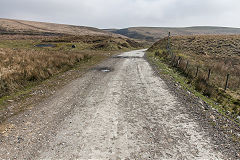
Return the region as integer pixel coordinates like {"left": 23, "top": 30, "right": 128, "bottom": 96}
{"left": 0, "top": 0, "right": 239, "bottom": 28}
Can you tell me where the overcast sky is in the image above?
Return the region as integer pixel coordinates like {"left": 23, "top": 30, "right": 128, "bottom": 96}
{"left": 0, "top": 0, "right": 239, "bottom": 29}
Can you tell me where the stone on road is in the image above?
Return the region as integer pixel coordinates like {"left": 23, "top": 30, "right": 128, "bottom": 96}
{"left": 0, "top": 49, "right": 225, "bottom": 159}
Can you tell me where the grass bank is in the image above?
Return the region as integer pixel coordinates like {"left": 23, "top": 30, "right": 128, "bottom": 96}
{"left": 0, "top": 51, "right": 116, "bottom": 123}
{"left": 146, "top": 50, "right": 240, "bottom": 123}
{"left": 148, "top": 35, "right": 240, "bottom": 120}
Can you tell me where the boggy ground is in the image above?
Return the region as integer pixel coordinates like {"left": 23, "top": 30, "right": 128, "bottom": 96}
{"left": 0, "top": 49, "right": 239, "bottom": 159}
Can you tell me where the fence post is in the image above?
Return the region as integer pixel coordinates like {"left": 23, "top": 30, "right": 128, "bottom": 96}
{"left": 171, "top": 52, "right": 174, "bottom": 59}
{"left": 178, "top": 57, "right": 182, "bottom": 67}
{"left": 169, "top": 50, "right": 173, "bottom": 57}
{"left": 167, "top": 32, "right": 171, "bottom": 51}
{"left": 185, "top": 61, "right": 189, "bottom": 71}
{"left": 207, "top": 68, "right": 211, "bottom": 81}
{"left": 195, "top": 66, "right": 199, "bottom": 78}
{"left": 224, "top": 74, "right": 230, "bottom": 90}
{"left": 172, "top": 55, "right": 176, "bottom": 64}
{"left": 176, "top": 57, "right": 181, "bottom": 67}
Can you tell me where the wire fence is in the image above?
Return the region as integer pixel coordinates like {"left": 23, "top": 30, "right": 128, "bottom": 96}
{"left": 153, "top": 32, "right": 240, "bottom": 119}
{"left": 155, "top": 32, "right": 240, "bottom": 93}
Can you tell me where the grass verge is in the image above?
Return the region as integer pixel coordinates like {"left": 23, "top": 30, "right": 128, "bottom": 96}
{"left": 146, "top": 51, "right": 240, "bottom": 124}
{"left": 0, "top": 35, "right": 144, "bottom": 98}
{"left": 0, "top": 34, "right": 145, "bottom": 122}
{"left": 0, "top": 50, "right": 122, "bottom": 123}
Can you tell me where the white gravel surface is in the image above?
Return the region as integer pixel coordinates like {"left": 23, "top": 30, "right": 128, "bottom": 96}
{"left": 0, "top": 49, "right": 227, "bottom": 159}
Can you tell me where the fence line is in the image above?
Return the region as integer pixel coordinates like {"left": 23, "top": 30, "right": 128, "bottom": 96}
{"left": 156, "top": 32, "right": 232, "bottom": 91}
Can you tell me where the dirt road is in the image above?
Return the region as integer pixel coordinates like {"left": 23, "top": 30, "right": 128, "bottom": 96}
{"left": 0, "top": 49, "right": 231, "bottom": 159}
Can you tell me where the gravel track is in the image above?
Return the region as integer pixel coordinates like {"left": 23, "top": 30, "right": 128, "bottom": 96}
{"left": 0, "top": 49, "right": 235, "bottom": 159}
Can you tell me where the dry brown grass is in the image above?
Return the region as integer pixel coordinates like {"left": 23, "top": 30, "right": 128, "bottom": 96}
{"left": 149, "top": 35, "right": 240, "bottom": 94}
{"left": 169, "top": 35, "right": 240, "bottom": 56}
{"left": 112, "top": 27, "right": 240, "bottom": 41}
{"left": 148, "top": 34, "right": 240, "bottom": 117}
{"left": 0, "top": 18, "right": 112, "bottom": 36}
{"left": 0, "top": 34, "right": 144, "bottom": 98}
{"left": 0, "top": 48, "right": 88, "bottom": 97}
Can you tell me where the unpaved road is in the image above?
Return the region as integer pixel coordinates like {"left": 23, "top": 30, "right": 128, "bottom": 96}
{"left": 0, "top": 49, "right": 233, "bottom": 159}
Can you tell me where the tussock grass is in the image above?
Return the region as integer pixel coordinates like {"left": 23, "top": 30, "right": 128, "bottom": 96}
{"left": 148, "top": 35, "right": 240, "bottom": 118}
{"left": 0, "top": 47, "right": 89, "bottom": 97}
{"left": 0, "top": 35, "right": 144, "bottom": 98}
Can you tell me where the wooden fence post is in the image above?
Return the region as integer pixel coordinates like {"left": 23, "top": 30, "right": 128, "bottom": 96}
{"left": 171, "top": 52, "right": 174, "bottom": 59}
{"left": 176, "top": 57, "right": 181, "bottom": 67}
{"left": 172, "top": 55, "right": 176, "bottom": 64}
{"left": 207, "top": 68, "right": 211, "bottom": 80}
{"left": 224, "top": 74, "right": 230, "bottom": 90}
{"left": 169, "top": 50, "right": 173, "bottom": 57}
{"left": 178, "top": 57, "right": 182, "bottom": 67}
{"left": 167, "top": 32, "right": 171, "bottom": 51}
{"left": 195, "top": 66, "right": 199, "bottom": 78}
{"left": 185, "top": 61, "right": 189, "bottom": 71}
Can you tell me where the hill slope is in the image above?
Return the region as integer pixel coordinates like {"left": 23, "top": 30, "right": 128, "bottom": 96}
{"left": 148, "top": 35, "right": 240, "bottom": 117}
{"left": 109, "top": 26, "right": 240, "bottom": 41}
{"left": 0, "top": 18, "right": 116, "bottom": 36}
{"left": 149, "top": 35, "right": 240, "bottom": 56}
{"left": 0, "top": 18, "right": 145, "bottom": 100}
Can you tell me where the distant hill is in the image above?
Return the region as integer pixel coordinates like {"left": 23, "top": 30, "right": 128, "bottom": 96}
{"left": 107, "top": 26, "right": 240, "bottom": 42}
{"left": 0, "top": 18, "right": 119, "bottom": 37}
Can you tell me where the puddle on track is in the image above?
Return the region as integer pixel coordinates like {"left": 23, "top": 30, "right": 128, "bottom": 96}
{"left": 92, "top": 67, "right": 113, "bottom": 73}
